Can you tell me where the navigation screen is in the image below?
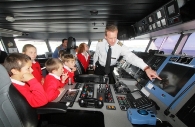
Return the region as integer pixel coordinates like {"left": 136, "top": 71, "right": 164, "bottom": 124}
{"left": 157, "top": 11, "right": 162, "bottom": 19}
{"left": 131, "top": 91, "right": 142, "bottom": 99}
{"left": 168, "top": 4, "right": 175, "bottom": 15}
{"left": 153, "top": 63, "right": 195, "bottom": 97}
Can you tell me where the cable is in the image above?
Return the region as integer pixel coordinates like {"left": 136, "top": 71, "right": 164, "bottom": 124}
{"left": 156, "top": 117, "right": 162, "bottom": 123}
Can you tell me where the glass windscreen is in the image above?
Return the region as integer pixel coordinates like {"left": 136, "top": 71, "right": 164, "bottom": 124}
{"left": 182, "top": 33, "right": 195, "bottom": 56}
{"left": 160, "top": 34, "right": 180, "bottom": 54}
{"left": 153, "top": 63, "right": 195, "bottom": 97}
{"left": 15, "top": 39, "right": 48, "bottom": 55}
{"left": 0, "top": 41, "right": 5, "bottom": 51}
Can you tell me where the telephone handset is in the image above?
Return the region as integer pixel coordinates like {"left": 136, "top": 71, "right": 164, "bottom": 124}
{"left": 78, "top": 98, "right": 104, "bottom": 108}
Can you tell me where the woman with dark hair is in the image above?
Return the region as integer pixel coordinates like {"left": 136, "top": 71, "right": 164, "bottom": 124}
{"left": 77, "top": 43, "right": 90, "bottom": 72}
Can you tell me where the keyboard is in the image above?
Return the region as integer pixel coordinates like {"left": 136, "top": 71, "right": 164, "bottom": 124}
{"left": 59, "top": 90, "right": 79, "bottom": 107}
{"left": 126, "top": 90, "right": 153, "bottom": 109}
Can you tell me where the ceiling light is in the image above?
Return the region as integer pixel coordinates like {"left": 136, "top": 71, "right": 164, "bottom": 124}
{"left": 6, "top": 16, "right": 15, "bottom": 22}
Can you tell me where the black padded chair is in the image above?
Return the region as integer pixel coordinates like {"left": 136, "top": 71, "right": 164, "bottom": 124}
{"left": 67, "top": 37, "right": 77, "bottom": 57}
{"left": 66, "top": 37, "right": 106, "bottom": 83}
{"left": 0, "top": 65, "right": 67, "bottom": 127}
{"left": 75, "top": 59, "right": 86, "bottom": 74}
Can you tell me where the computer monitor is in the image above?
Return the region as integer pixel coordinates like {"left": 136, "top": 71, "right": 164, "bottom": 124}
{"left": 153, "top": 63, "right": 195, "bottom": 97}
{"left": 165, "top": 0, "right": 179, "bottom": 19}
{"left": 146, "top": 62, "right": 195, "bottom": 108}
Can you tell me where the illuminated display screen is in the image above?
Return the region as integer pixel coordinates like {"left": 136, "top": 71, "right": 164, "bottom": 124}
{"left": 168, "top": 4, "right": 175, "bottom": 15}
{"left": 157, "top": 11, "right": 162, "bottom": 19}
{"left": 149, "top": 25, "right": 152, "bottom": 30}
{"left": 161, "top": 19, "right": 166, "bottom": 26}
{"left": 156, "top": 21, "right": 161, "bottom": 27}
{"left": 152, "top": 23, "right": 156, "bottom": 29}
{"left": 131, "top": 91, "right": 142, "bottom": 99}
{"left": 139, "top": 27, "right": 142, "bottom": 32}
{"left": 153, "top": 63, "right": 195, "bottom": 97}
{"left": 148, "top": 16, "right": 153, "bottom": 23}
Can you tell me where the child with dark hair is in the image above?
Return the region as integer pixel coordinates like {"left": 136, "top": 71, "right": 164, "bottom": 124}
{"left": 4, "top": 53, "right": 48, "bottom": 107}
{"left": 58, "top": 49, "right": 68, "bottom": 61}
{"left": 43, "top": 58, "right": 68, "bottom": 102}
{"left": 22, "top": 44, "right": 43, "bottom": 84}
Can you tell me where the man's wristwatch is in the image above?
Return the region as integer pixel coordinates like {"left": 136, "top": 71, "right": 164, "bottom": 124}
{"left": 144, "top": 66, "right": 151, "bottom": 71}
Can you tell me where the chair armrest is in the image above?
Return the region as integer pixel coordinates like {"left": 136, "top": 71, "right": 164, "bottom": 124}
{"left": 36, "top": 102, "right": 67, "bottom": 114}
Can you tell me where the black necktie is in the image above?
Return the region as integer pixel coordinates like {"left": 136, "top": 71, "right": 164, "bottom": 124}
{"left": 105, "top": 45, "right": 111, "bottom": 74}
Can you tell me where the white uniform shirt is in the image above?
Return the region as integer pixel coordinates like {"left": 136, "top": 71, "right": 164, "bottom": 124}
{"left": 93, "top": 39, "right": 148, "bottom": 70}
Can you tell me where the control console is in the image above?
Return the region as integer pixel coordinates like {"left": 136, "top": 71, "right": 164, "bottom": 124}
{"left": 59, "top": 90, "right": 79, "bottom": 107}
{"left": 97, "top": 84, "right": 114, "bottom": 103}
{"left": 78, "top": 98, "right": 104, "bottom": 108}
{"left": 79, "top": 83, "right": 94, "bottom": 98}
{"left": 114, "top": 81, "right": 131, "bottom": 94}
{"left": 117, "top": 90, "right": 154, "bottom": 111}
{"left": 127, "top": 108, "right": 156, "bottom": 125}
{"left": 116, "top": 96, "right": 130, "bottom": 111}
{"left": 126, "top": 90, "right": 153, "bottom": 109}
{"left": 74, "top": 82, "right": 82, "bottom": 89}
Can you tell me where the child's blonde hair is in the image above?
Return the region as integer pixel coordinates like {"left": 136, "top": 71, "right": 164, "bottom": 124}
{"left": 45, "top": 58, "right": 63, "bottom": 73}
{"left": 22, "top": 44, "right": 36, "bottom": 53}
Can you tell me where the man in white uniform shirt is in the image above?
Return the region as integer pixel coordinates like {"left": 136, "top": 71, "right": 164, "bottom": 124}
{"left": 93, "top": 24, "right": 161, "bottom": 82}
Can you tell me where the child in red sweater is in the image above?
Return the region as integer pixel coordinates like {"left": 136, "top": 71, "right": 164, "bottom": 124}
{"left": 4, "top": 53, "right": 48, "bottom": 107}
{"left": 43, "top": 58, "right": 68, "bottom": 102}
{"left": 22, "top": 44, "right": 43, "bottom": 84}
{"left": 61, "top": 54, "right": 76, "bottom": 84}
{"left": 77, "top": 43, "right": 90, "bottom": 72}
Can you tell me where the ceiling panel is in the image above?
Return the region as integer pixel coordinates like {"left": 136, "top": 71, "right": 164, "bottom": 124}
{"left": 0, "top": 0, "right": 171, "bottom": 39}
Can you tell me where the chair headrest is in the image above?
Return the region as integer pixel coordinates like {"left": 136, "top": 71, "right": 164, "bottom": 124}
{"left": 67, "top": 37, "right": 76, "bottom": 49}
{"left": 0, "top": 65, "right": 11, "bottom": 94}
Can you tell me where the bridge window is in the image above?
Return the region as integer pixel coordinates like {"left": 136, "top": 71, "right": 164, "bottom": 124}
{"left": 174, "top": 34, "right": 189, "bottom": 54}
{"left": 76, "top": 40, "right": 88, "bottom": 46}
{"left": 182, "top": 33, "right": 195, "bottom": 56}
{"left": 49, "top": 40, "right": 88, "bottom": 52}
{"left": 160, "top": 34, "right": 180, "bottom": 54}
{"left": 153, "top": 37, "right": 165, "bottom": 50}
{"left": 15, "top": 39, "right": 48, "bottom": 55}
{"left": 123, "top": 39, "right": 149, "bottom": 52}
{"left": 0, "top": 40, "right": 5, "bottom": 51}
{"left": 150, "top": 35, "right": 180, "bottom": 54}
{"left": 49, "top": 40, "right": 62, "bottom": 52}
{"left": 88, "top": 39, "right": 150, "bottom": 51}
{"left": 89, "top": 41, "right": 98, "bottom": 51}
{"left": 147, "top": 39, "right": 158, "bottom": 52}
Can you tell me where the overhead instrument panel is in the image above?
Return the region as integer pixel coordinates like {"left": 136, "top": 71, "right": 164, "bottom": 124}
{"left": 135, "top": 0, "right": 182, "bottom": 36}
{"left": 165, "top": 0, "right": 182, "bottom": 25}
{"left": 136, "top": 18, "right": 148, "bottom": 35}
